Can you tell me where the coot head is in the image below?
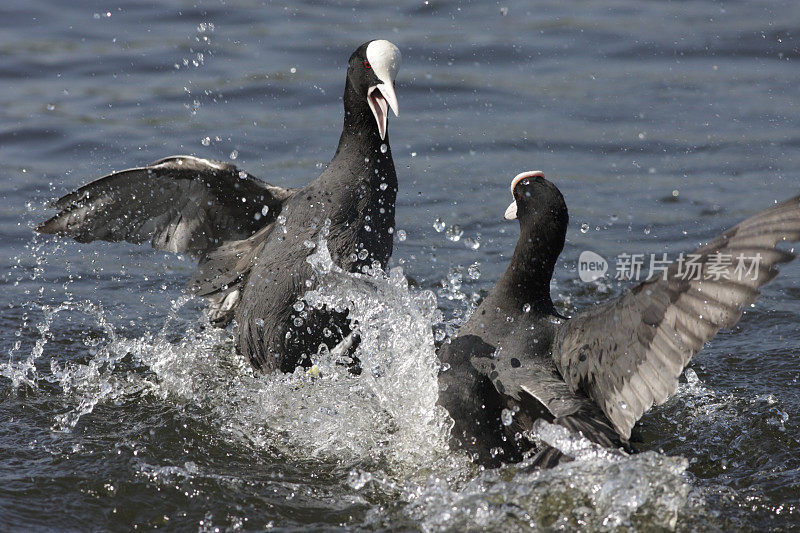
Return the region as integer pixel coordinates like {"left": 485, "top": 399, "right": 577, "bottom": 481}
{"left": 346, "top": 40, "right": 401, "bottom": 140}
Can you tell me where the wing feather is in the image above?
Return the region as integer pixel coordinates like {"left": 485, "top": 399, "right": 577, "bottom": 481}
{"left": 554, "top": 195, "right": 800, "bottom": 439}
{"left": 38, "top": 155, "right": 293, "bottom": 257}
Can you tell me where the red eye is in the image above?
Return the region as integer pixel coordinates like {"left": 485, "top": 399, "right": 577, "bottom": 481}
{"left": 364, "top": 60, "right": 371, "bottom": 69}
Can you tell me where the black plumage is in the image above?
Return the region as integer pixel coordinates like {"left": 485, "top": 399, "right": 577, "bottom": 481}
{"left": 438, "top": 171, "right": 800, "bottom": 467}
{"left": 38, "top": 40, "right": 402, "bottom": 372}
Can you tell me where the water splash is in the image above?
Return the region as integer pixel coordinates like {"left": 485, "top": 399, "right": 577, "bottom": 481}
{"left": 14, "top": 238, "right": 452, "bottom": 473}
{"left": 8, "top": 238, "right": 696, "bottom": 530}
{"left": 381, "top": 421, "right": 690, "bottom": 531}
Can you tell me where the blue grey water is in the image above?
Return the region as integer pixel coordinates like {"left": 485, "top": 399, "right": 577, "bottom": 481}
{"left": 2, "top": 0, "right": 799, "bottom": 530}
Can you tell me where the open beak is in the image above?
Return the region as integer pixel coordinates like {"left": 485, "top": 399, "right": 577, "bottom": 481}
{"left": 367, "top": 82, "right": 399, "bottom": 141}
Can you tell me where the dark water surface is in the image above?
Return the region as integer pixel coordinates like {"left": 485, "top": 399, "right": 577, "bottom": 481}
{"left": 2, "top": 0, "right": 800, "bottom": 530}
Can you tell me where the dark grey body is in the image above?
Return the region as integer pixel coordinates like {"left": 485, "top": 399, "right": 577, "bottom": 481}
{"left": 219, "top": 125, "right": 398, "bottom": 371}
{"left": 438, "top": 278, "right": 562, "bottom": 465}
{"left": 38, "top": 41, "right": 400, "bottom": 373}
{"left": 438, "top": 174, "right": 800, "bottom": 468}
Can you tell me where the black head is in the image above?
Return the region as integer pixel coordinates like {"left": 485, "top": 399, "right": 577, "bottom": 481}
{"left": 345, "top": 40, "right": 401, "bottom": 140}
{"left": 503, "top": 171, "right": 568, "bottom": 231}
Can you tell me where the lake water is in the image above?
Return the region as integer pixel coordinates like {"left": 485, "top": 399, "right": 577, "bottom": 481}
{"left": 2, "top": 0, "right": 799, "bottom": 530}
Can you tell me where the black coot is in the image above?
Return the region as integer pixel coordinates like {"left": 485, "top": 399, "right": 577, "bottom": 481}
{"left": 438, "top": 171, "right": 800, "bottom": 467}
{"left": 38, "top": 40, "right": 402, "bottom": 373}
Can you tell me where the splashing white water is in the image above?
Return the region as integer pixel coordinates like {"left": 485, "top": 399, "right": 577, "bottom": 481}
{"left": 8, "top": 239, "right": 453, "bottom": 472}
{"left": 5, "top": 238, "right": 696, "bottom": 529}
{"left": 383, "top": 421, "right": 690, "bottom": 531}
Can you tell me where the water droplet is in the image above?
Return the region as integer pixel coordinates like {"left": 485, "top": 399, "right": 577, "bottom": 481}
{"left": 322, "top": 327, "right": 332, "bottom": 338}
{"left": 445, "top": 225, "right": 463, "bottom": 242}
{"left": 262, "top": 205, "right": 270, "bottom": 216}
{"left": 229, "top": 149, "right": 238, "bottom": 160}
{"left": 501, "top": 408, "right": 514, "bottom": 426}
{"left": 201, "top": 136, "right": 211, "bottom": 146}
{"left": 293, "top": 301, "right": 305, "bottom": 312}
{"left": 618, "top": 401, "right": 628, "bottom": 410}
{"left": 293, "top": 317, "right": 304, "bottom": 327}
{"left": 433, "top": 218, "right": 446, "bottom": 232}
{"left": 580, "top": 223, "right": 590, "bottom": 233}
{"left": 379, "top": 182, "right": 388, "bottom": 190}
{"left": 238, "top": 171, "right": 248, "bottom": 179}
{"left": 467, "top": 263, "right": 481, "bottom": 280}
{"left": 522, "top": 303, "right": 531, "bottom": 313}
{"left": 358, "top": 249, "right": 369, "bottom": 260}
{"left": 290, "top": 67, "right": 297, "bottom": 74}
{"left": 463, "top": 237, "right": 480, "bottom": 250}
{"left": 46, "top": 103, "right": 55, "bottom": 111}
{"left": 303, "top": 240, "right": 316, "bottom": 249}
{"left": 397, "top": 229, "right": 407, "bottom": 241}
{"left": 380, "top": 143, "right": 388, "bottom": 154}
{"left": 446, "top": 268, "right": 463, "bottom": 291}
{"left": 277, "top": 215, "right": 286, "bottom": 225}
{"left": 644, "top": 226, "right": 652, "bottom": 235}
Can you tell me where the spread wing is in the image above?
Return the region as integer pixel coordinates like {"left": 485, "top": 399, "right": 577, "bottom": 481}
{"left": 37, "top": 155, "right": 294, "bottom": 257}
{"left": 554, "top": 195, "right": 800, "bottom": 439}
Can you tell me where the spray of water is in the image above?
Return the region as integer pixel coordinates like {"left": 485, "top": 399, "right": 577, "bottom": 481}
{"left": 3, "top": 235, "right": 694, "bottom": 529}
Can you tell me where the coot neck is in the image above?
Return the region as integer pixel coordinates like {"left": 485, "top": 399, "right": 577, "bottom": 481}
{"left": 496, "top": 225, "right": 564, "bottom": 314}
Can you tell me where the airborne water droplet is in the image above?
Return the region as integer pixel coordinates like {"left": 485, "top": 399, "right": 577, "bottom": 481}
{"left": 445, "top": 225, "right": 463, "bottom": 242}
{"left": 397, "top": 229, "right": 407, "bottom": 241}
{"left": 501, "top": 408, "right": 514, "bottom": 426}
{"left": 380, "top": 143, "right": 388, "bottom": 154}
{"left": 433, "top": 218, "right": 446, "bottom": 232}
{"left": 580, "top": 223, "right": 590, "bottom": 233}
{"left": 467, "top": 263, "right": 480, "bottom": 280}
{"left": 463, "top": 237, "right": 480, "bottom": 250}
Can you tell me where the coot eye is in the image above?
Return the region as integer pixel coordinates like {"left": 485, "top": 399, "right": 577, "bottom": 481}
{"left": 364, "top": 60, "right": 371, "bottom": 69}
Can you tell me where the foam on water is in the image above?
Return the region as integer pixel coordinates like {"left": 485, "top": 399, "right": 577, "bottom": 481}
{"left": 2, "top": 238, "right": 697, "bottom": 529}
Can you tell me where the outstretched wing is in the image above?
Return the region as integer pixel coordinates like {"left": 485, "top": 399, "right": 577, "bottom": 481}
{"left": 554, "top": 195, "right": 800, "bottom": 439}
{"left": 37, "top": 155, "right": 294, "bottom": 257}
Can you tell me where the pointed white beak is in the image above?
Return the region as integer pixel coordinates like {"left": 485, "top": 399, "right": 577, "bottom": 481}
{"left": 504, "top": 201, "right": 518, "bottom": 220}
{"left": 367, "top": 83, "right": 399, "bottom": 140}
{"left": 503, "top": 171, "right": 545, "bottom": 221}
